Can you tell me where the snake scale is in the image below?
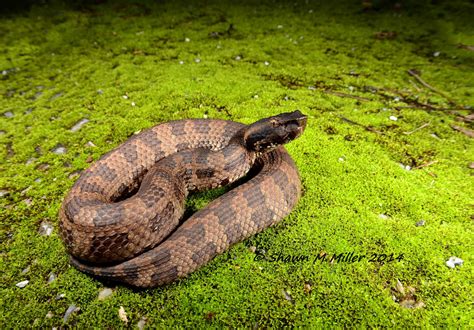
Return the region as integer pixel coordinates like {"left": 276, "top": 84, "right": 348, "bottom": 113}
{"left": 59, "top": 111, "right": 307, "bottom": 287}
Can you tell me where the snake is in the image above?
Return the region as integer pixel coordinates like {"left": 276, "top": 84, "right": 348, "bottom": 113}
{"left": 59, "top": 110, "right": 307, "bottom": 288}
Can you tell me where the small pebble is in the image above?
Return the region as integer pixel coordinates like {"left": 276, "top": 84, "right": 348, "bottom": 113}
{"left": 399, "top": 163, "right": 411, "bottom": 171}
{"left": 16, "top": 280, "right": 29, "bottom": 288}
{"left": 389, "top": 116, "right": 398, "bottom": 121}
{"left": 446, "top": 256, "right": 463, "bottom": 268}
{"left": 4, "top": 111, "right": 14, "bottom": 118}
{"left": 21, "top": 266, "right": 30, "bottom": 274}
{"left": 26, "top": 157, "right": 37, "bottom": 165}
{"left": 433, "top": 51, "right": 440, "bottom": 57}
{"left": 50, "top": 92, "right": 63, "bottom": 101}
{"left": 97, "top": 89, "right": 103, "bottom": 95}
{"left": 85, "top": 141, "right": 96, "bottom": 148}
{"left": 308, "top": 86, "right": 316, "bottom": 90}
{"left": 179, "top": 60, "right": 184, "bottom": 65}
{"left": 52, "top": 144, "right": 67, "bottom": 155}
{"left": 131, "top": 102, "right": 136, "bottom": 107}
{"left": 235, "top": 55, "right": 241, "bottom": 61}
{"left": 98, "top": 288, "right": 114, "bottom": 301}
{"left": 38, "top": 221, "right": 54, "bottom": 236}
{"left": 415, "top": 220, "right": 425, "bottom": 227}
{"left": 194, "top": 58, "right": 201, "bottom": 63}
{"left": 63, "top": 305, "right": 80, "bottom": 323}
{"left": 122, "top": 95, "right": 128, "bottom": 99}
{"left": 56, "top": 293, "right": 66, "bottom": 300}
{"left": 0, "top": 190, "right": 9, "bottom": 198}
{"left": 45, "top": 311, "right": 53, "bottom": 319}
{"left": 264, "top": 61, "right": 270, "bottom": 66}
{"left": 338, "top": 157, "right": 345, "bottom": 162}
{"left": 184, "top": 37, "right": 191, "bottom": 42}
{"left": 348, "top": 86, "right": 355, "bottom": 92}
{"left": 379, "top": 214, "right": 389, "bottom": 220}
{"left": 137, "top": 317, "right": 147, "bottom": 330}
{"left": 282, "top": 289, "right": 293, "bottom": 302}
{"left": 468, "top": 162, "right": 474, "bottom": 169}
{"left": 248, "top": 246, "right": 256, "bottom": 253}
{"left": 277, "top": 25, "right": 283, "bottom": 29}
{"left": 23, "top": 198, "right": 33, "bottom": 206}
{"left": 47, "top": 273, "right": 57, "bottom": 284}
{"left": 253, "top": 94, "right": 259, "bottom": 99}
{"left": 70, "top": 118, "right": 89, "bottom": 132}
{"left": 34, "top": 178, "right": 42, "bottom": 183}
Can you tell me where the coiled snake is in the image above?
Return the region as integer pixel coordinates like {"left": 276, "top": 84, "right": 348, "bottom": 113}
{"left": 59, "top": 111, "right": 307, "bottom": 287}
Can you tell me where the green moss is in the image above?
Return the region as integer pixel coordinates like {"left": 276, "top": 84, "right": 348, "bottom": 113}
{"left": 1, "top": 0, "right": 473, "bottom": 327}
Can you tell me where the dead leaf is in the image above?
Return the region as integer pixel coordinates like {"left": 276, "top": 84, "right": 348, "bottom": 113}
{"left": 395, "top": 279, "right": 405, "bottom": 296}
{"left": 118, "top": 306, "right": 128, "bottom": 324}
{"left": 399, "top": 298, "right": 416, "bottom": 308}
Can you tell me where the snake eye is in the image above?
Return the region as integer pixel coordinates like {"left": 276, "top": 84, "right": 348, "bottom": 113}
{"left": 270, "top": 120, "right": 278, "bottom": 127}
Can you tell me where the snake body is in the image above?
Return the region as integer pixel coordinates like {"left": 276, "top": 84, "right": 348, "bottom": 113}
{"left": 59, "top": 111, "right": 306, "bottom": 287}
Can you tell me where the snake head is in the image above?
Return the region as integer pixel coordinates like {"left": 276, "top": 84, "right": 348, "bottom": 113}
{"left": 244, "top": 110, "right": 307, "bottom": 152}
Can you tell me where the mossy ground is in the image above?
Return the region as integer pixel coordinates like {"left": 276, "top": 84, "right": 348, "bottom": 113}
{"left": 1, "top": 0, "right": 473, "bottom": 327}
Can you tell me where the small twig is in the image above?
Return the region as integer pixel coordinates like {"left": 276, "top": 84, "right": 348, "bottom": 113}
{"left": 409, "top": 79, "right": 422, "bottom": 92}
{"left": 377, "top": 88, "right": 438, "bottom": 110}
{"left": 457, "top": 43, "right": 474, "bottom": 52}
{"left": 407, "top": 70, "right": 454, "bottom": 103}
{"left": 323, "top": 90, "right": 371, "bottom": 102}
{"left": 455, "top": 113, "right": 474, "bottom": 123}
{"left": 337, "top": 115, "right": 383, "bottom": 134}
{"left": 414, "top": 160, "right": 438, "bottom": 169}
{"left": 451, "top": 125, "right": 474, "bottom": 138}
{"left": 394, "top": 106, "right": 467, "bottom": 111}
{"left": 403, "top": 122, "right": 430, "bottom": 135}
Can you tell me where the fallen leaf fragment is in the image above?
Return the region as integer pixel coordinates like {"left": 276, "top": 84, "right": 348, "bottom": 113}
{"left": 118, "top": 306, "right": 128, "bottom": 324}
{"left": 395, "top": 279, "right": 405, "bottom": 296}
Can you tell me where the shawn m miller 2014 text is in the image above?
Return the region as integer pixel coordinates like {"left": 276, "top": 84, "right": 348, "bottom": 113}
{"left": 254, "top": 251, "right": 405, "bottom": 264}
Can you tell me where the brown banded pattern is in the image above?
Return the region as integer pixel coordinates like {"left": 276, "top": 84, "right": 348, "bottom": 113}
{"left": 61, "top": 114, "right": 305, "bottom": 287}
